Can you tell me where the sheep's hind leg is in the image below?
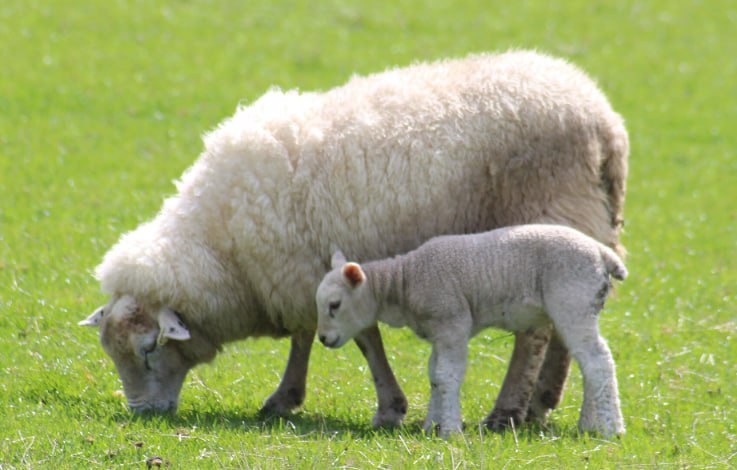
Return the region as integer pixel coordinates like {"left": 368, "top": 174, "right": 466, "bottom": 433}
{"left": 354, "top": 325, "right": 408, "bottom": 427}
{"left": 526, "top": 332, "right": 571, "bottom": 424}
{"left": 484, "top": 327, "right": 551, "bottom": 432}
{"left": 260, "top": 330, "right": 314, "bottom": 416}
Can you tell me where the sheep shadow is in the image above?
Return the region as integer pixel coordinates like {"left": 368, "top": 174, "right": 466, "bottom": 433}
{"left": 113, "top": 407, "right": 391, "bottom": 440}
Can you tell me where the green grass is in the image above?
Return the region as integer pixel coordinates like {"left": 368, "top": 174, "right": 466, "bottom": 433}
{"left": 2, "top": 0, "right": 736, "bottom": 467}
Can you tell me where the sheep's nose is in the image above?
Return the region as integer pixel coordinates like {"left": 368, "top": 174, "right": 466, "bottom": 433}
{"left": 319, "top": 335, "right": 327, "bottom": 345}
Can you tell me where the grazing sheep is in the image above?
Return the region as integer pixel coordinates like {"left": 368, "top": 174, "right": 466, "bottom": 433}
{"left": 317, "top": 224, "right": 627, "bottom": 437}
{"left": 79, "top": 50, "right": 628, "bottom": 427}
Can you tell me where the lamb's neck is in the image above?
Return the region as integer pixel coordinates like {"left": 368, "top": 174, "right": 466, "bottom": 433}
{"left": 364, "top": 257, "right": 407, "bottom": 327}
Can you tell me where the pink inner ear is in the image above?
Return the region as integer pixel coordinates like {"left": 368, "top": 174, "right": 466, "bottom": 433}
{"left": 342, "top": 263, "right": 365, "bottom": 288}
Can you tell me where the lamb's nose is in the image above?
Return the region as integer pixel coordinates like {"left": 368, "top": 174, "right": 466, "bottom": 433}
{"left": 319, "top": 335, "right": 327, "bottom": 345}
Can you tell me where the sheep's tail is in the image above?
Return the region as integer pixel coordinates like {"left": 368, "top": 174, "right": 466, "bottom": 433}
{"left": 599, "top": 244, "right": 628, "bottom": 281}
{"left": 599, "top": 116, "right": 629, "bottom": 258}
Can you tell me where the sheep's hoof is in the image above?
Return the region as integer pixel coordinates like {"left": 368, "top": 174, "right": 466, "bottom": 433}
{"left": 372, "top": 395, "right": 407, "bottom": 428}
{"left": 483, "top": 408, "right": 525, "bottom": 433}
{"left": 259, "top": 387, "right": 305, "bottom": 416}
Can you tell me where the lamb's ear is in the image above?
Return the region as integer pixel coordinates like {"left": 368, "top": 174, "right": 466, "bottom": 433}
{"left": 342, "top": 262, "right": 366, "bottom": 288}
{"left": 331, "top": 250, "right": 347, "bottom": 269}
{"left": 79, "top": 306, "right": 105, "bottom": 327}
{"left": 157, "top": 308, "right": 191, "bottom": 345}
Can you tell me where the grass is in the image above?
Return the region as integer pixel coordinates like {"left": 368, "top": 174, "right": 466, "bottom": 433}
{"left": 1, "top": 0, "right": 736, "bottom": 467}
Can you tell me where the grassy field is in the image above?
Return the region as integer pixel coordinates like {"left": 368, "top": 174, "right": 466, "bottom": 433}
{"left": 1, "top": 0, "right": 736, "bottom": 467}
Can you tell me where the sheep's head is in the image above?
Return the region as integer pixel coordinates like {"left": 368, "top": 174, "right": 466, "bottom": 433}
{"left": 79, "top": 295, "right": 195, "bottom": 413}
{"left": 315, "top": 251, "right": 378, "bottom": 349}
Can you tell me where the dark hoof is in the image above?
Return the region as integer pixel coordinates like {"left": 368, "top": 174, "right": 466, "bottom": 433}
{"left": 483, "top": 409, "right": 525, "bottom": 433}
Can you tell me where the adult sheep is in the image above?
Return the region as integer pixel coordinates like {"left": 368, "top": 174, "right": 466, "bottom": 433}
{"left": 79, "top": 50, "right": 628, "bottom": 429}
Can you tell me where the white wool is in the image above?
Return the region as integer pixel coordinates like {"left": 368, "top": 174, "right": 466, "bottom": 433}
{"left": 96, "top": 50, "right": 628, "bottom": 346}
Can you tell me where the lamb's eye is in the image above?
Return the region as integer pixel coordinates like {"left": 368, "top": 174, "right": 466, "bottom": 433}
{"left": 328, "top": 300, "right": 341, "bottom": 318}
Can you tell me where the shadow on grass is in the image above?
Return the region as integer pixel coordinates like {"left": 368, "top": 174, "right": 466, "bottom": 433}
{"left": 28, "top": 384, "right": 583, "bottom": 441}
{"left": 110, "top": 406, "right": 585, "bottom": 442}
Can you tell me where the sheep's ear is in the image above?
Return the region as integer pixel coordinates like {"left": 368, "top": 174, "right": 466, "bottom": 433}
{"left": 157, "top": 308, "right": 191, "bottom": 345}
{"left": 79, "top": 306, "right": 105, "bottom": 327}
{"left": 342, "top": 262, "right": 366, "bottom": 288}
{"left": 331, "top": 250, "right": 347, "bottom": 269}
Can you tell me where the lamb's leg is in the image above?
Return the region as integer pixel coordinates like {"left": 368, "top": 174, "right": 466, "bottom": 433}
{"left": 354, "top": 325, "right": 408, "bottom": 427}
{"left": 424, "top": 339, "right": 468, "bottom": 437}
{"left": 484, "top": 327, "right": 551, "bottom": 432}
{"left": 260, "top": 329, "right": 314, "bottom": 415}
{"left": 550, "top": 303, "right": 624, "bottom": 437}
{"left": 526, "top": 332, "right": 571, "bottom": 423}
{"left": 424, "top": 348, "right": 441, "bottom": 429}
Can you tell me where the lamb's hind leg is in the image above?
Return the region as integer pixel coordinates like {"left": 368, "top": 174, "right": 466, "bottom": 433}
{"left": 354, "top": 325, "right": 408, "bottom": 427}
{"left": 484, "top": 327, "right": 551, "bottom": 431}
{"left": 526, "top": 332, "right": 571, "bottom": 424}
{"left": 550, "top": 303, "right": 624, "bottom": 437}
{"left": 260, "top": 329, "right": 314, "bottom": 415}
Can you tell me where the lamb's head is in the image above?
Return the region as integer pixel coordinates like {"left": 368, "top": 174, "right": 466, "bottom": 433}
{"left": 315, "top": 251, "right": 378, "bottom": 349}
{"left": 79, "top": 295, "right": 195, "bottom": 413}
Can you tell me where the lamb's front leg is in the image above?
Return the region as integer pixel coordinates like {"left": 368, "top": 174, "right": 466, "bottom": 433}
{"left": 354, "top": 325, "right": 408, "bottom": 427}
{"left": 260, "top": 329, "right": 314, "bottom": 415}
{"left": 424, "top": 339, "right": 469, "bottom": 438}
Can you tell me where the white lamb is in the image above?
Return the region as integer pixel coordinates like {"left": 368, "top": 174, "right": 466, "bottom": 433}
{"left": 79, "top": 50, "right": 628, "bottom": 428}
{"left": 316, "top": 224, "right": 627, "bottom": 437}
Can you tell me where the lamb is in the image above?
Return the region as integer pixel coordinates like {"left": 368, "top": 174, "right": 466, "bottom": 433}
{"left": 78, "top": 50, "right": 628, "bottom": 428}
{"left": 316, "top": 224, "right": 627, "bottom": 437}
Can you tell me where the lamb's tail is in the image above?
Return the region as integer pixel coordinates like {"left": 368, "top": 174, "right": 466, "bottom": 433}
{"left": 599, "top": 115, "right": 629, "bottom": 258}
{"left": 599, "top": 244, "right": 628, "bottom": 281}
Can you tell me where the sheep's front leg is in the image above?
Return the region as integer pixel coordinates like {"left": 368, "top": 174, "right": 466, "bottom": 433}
{"left": 354, "top": 325, "right": 408, "bottom": 427}
{"left": 484, "top": 327, "right": 551, "bottom": 431}
{"left": 424, "top": 339, "right": 468, "bottom": 437}
{"left": 526, "top": 331, "right": 571, "bottom": 423}
{"left": 260, "top": 329, "right": 314, "bottom": 415}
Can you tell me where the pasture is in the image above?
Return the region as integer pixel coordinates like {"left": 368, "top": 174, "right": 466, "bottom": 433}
{"left": 1, "top": 0, "right": 735, "bottom": 467}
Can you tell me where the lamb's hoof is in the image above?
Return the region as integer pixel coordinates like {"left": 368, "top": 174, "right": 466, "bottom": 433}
{"left": 578, "top": 417, "right": 625, "bottom": 438}
{"left": 423, "top": 420, "right": 462, "bottom": 438}
{"left": 259, "top": 387, "right": 305, "bottom": 417}
{"left": 372, "top": 396, "right": 408, "bottom": 428}
{"left": 483, "top": 408, "right": 525, "bottom": 433}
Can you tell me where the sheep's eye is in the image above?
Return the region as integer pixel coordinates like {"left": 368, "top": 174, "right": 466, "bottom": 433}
{"left": 328, "top": 300, "right": 341, "bottom": 318}
{"left": 142, "top": 345, "right": 156, "bottom": 371}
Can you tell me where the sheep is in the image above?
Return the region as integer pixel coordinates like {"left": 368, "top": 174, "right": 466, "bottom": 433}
{"left": 79, "top": 50, "right": 628, "bottom": 427}
{"left": 316, "top": 224, "right": 627, "bottom": 437}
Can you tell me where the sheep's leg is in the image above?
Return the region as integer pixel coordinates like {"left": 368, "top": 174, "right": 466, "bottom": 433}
{"left": 354, "top": 325, "right": 408, "bottom": 427}
{"left": 526, "top": 332, "right": 571, "bottom": 423}
{"left": 424, "top": 339, "right": 468, "bottom": 437}
{"left": 550, "top": 303, "right": 624, "bottom": 437}
{"left": 260, "top": 329, "right": 314, "bottom": 415}
{"left": 484, "top": 327, "right": 551, "bottom": 432}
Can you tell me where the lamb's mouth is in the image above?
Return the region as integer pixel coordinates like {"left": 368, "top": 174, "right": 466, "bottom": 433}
{"left": 320, "top": 335, "right": 341, "bottom": 348}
